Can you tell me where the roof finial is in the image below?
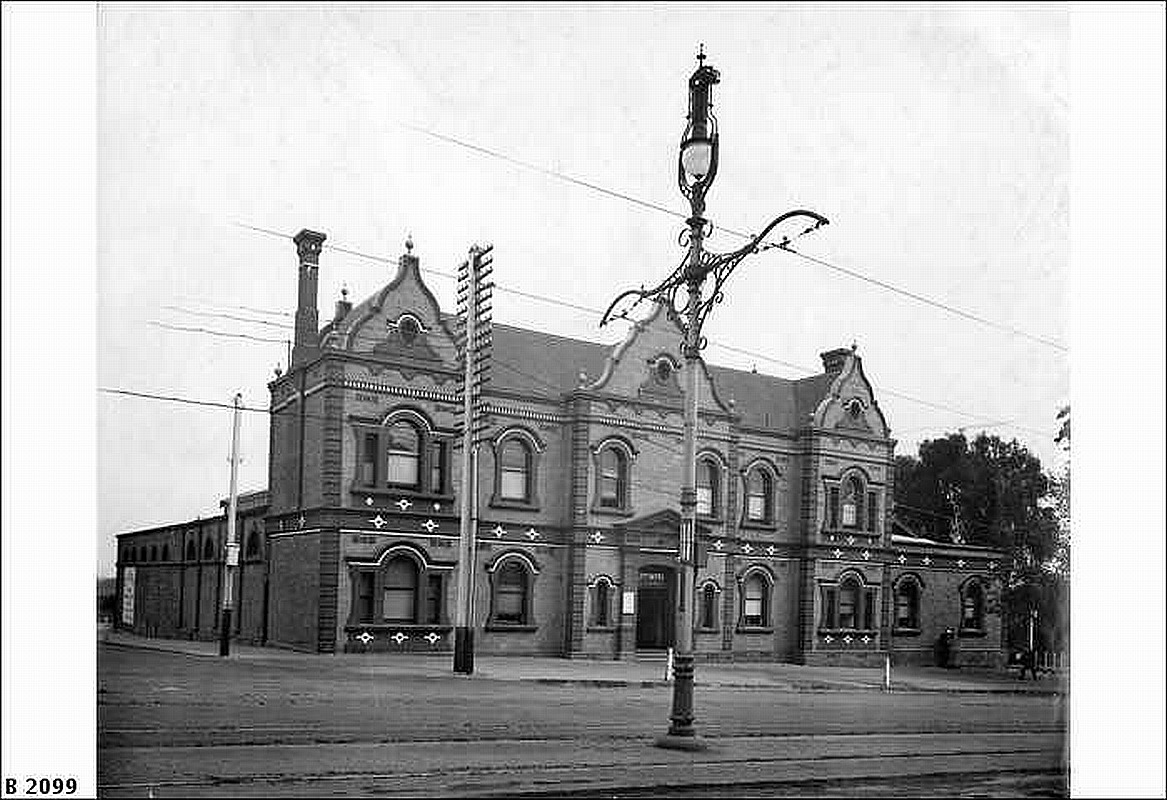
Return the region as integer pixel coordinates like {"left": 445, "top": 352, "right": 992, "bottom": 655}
{"left": 341, "top": 282, "right": 349, "bottom": 301}
{"left": 697, "top": 43, "right": 706, "bottom": 66}
{"left": 850, "top": 339, "right": 858, "bottom": 354}
{"left": 405, "top": 233, "right": 414, "bottom": 253}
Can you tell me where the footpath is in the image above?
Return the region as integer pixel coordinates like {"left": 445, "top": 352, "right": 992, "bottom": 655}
{"left": 98, "top": 628, "right": 1065, "bottom": 695}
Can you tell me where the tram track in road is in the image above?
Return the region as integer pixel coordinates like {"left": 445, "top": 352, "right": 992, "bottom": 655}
{"left": 97, "top": 732, "right": 1066, "bottom": 797}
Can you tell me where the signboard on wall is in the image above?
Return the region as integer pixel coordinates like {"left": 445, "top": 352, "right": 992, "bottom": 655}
{"left": 622, "top": 590, "right": 636, "bottom": 615}
{"left": 121, "top": 567, "right": 136, "bottom": 626}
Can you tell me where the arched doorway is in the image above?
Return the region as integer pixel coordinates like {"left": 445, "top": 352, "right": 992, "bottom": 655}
{"left": 636, "top": 565, "right": 676, "bottom": 650}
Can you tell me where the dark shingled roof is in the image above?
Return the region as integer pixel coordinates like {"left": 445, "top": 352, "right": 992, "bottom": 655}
{"left": 486, "top": 323, "right": 836, "bottom": 434}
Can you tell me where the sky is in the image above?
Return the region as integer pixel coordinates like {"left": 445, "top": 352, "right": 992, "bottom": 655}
{"left": 96, "top": 4, "right": 1070, "bottom": 578}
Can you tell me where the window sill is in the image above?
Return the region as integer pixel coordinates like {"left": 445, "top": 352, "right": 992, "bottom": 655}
{"left": 958, "top": 628, "right": 987, "bottom": 638}
{"left": 586, "top": 625, "right": 618, "bottom": 633}
{"left": 345, "top": 622, "right": 452, "bottom": 631}
{"left": 489, "top": 498, "right": 542, "bottom": 513}
{"left": 736, "top": 626, "right": 774, "bottom": 634}
{"left": 351, "top": 485, "right": 455, "bottom": 503}
{"left": 817, "top": 628, "right": 878, "bottom": 636}
{"left": 484, "top": 623, "right": 539, "bottom": 633}
{"left": 592, "top": 506, "right": 634, "bottom": 518}
{"left": 696, "top": 514, "right": 724, "bottom": 526}
{"left": 696, "top": 627, "right": 720, "bottom": 634}
{"left": 893, "top": 627, "right": 922, "bottom": 637}
{"left": 739, "top": 519, "right": 778, "bottom": 532}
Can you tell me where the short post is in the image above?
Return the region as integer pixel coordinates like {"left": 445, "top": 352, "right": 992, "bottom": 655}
{"left": 666, "top": 647, "right": 675, "bottom": 682}
{"left": 884, "top": 653, "right": 891, "bottom": 692}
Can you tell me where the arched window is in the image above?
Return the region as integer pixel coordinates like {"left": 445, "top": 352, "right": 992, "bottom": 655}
{"left": 185, "top": 540, "right": 197, "bottom": 561}
{"left": 961, "top": 581, "right": 985, "bottom": 631}
{"left": 385, "top": 421, "right": 421, "bottom": 488}
{"left": 744, "top": 467, "right": 773, "bottom": 524}
{"left": 741, "top": 571, "right": 771, "bottom": 628}
{"left": 821, "top": 574, "right": 879, "bottom": 631}
{"left": 696, "top": 458, "right": 720, "bottom": 517}
{"left": 490, "top": 559, "right": 532, "bottom": 626}
{"left": 499, "top": 439, "right": 531, "bottom": 501}
{"left": 203, "top": 538, "right": 215, "bottom": 561}
{"left": 590, "top": 578, "right": 613, "bottom": 627}
{"left": 699, "top": 581, "right": 720, "bottom": 630}
{"left": 382, "top": 556, "right": 419, "bottom": 622}
{"left": 598, "top": 447, "right": 628, "bottom": 509}
{"left": 895, "top": 578, "right": 921, "bottom": 630}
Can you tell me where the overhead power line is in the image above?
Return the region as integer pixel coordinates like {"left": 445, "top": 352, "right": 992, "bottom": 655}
{"left": 231, "top": 223, "right": 1057, "bottom": 440}
{"left": 162, "top": 306, "right": 294, "bottom": 330}
{"left": 148, "top": 321, "right": 290, "bottom": 345}
{"left": 399, "top": 122, "right": 1067, "bottom": 352}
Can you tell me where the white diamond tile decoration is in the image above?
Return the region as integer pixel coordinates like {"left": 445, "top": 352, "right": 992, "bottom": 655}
{"left": 861, "top": 635, "right": 870, "bottom": 644}
{"left": 365, "top": 496, "right": 374, "bottom": 506}
{"left": 832, "top": 548, "right": 844, "bottom": 559}
{"left": 823, "top": 635, "right": 834, "bottom": 643}
{"left": 590, "top": 531, "right": 605, "bottom": 544}
{"left": 492, "top": 525, "right": 507, "bottom": 539}
{"left": 396, "top": 499, "right": 412, "bottom": 511}
{"left": 956, "top": 559, "right": 966, "bottom": 568}
{"left": 425, "top": 632, "right": 441, "bottom": 645}
{"left": 298, "top": 515, "right": 307, "bottom": 528}
{"left": 846, "top": 536, "right": 856, "bottom": 545}
{"left": 526, "top": 528, "right": 540, "bottom": 541}
{"left": 391, "top": 632, "right": 408, "bottom": 645}
{"left": 842, "top": 635, "right": 853, "bottom": 644}
{"left": 371, "top": 515, "right": 387, "bottom": 530}
{"left": 712, "top": 539, "right": 724, "bottom": 550}
{"left": 862, "top": 550, "right": 871, "bottom": 561}
{"left": 897, "top": 554, "right": 906, "bottom": 564}
{"left": 432, "top": 503, "right": 441, "bottom": 512}
{"left": 922, "top": 556, "right": 932, "bottom": 566}
{"left": 765, "top": 545, "right": 776, "bottom": 556}
{"left": 357, "top": 632, "right": 374, "bottom": 645}
{"left": 742, "top": 543, "right": 753, "bottom": 554}
{"left": 421, "top": 519, "right": 439, "bottom": 534}
{"left": 989, "top": 561, "right": 998, "bottom": 570}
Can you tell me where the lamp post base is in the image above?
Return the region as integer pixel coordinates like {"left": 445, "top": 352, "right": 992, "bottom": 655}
{"left": 453, "top": 626, "right": 474, "bottom": 674}
{"left": 654, "top": 733, "right": 708, "bottom": 751}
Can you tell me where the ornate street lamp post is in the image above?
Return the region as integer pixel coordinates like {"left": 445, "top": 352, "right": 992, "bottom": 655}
{"left": 602, "top": 47, "right": 829, "bottom": 749}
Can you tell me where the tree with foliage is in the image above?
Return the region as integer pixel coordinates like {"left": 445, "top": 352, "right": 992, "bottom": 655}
{"left": 894, "top": 428, "right": 1067, "bottom": 651}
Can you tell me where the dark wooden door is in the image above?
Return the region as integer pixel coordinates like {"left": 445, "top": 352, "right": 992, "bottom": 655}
{"left": 636, "top": 567, "right": 675, "bottom": 649}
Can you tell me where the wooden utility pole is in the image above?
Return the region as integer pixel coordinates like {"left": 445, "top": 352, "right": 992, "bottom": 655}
{"left": 219, "top": 392, "right": 242, "bottom": 657}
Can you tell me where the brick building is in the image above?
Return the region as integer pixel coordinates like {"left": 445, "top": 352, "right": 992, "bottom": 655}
{"left": 114, "top": 230, "right": 1006, "bottom": 668}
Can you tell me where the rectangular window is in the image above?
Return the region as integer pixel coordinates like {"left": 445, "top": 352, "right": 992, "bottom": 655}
{"left": 383, "top": 586, "right": 415, "bottom": 622}
{"left": 357, "top": 572, "right": 375, "bottom": 623}
{"left": 701, "top": 587, "right": 717, "bottom": 629}
{"left": 747, "top": 494, "right": 766, "bottom": 521}
{"left": 593, "top": 583, "right": 609, "bottom": 627}
{"left": 501, "top": 470, "right": 527, "bottom": 500}
{"left": 744, "top": 597, "right": 762, "bottom": 622}
{"left": 896, "top": 594, "right": 912, "bottom": 628}
{"left": 496, "top": 587, "right": 524, "bottom": 623}
{"left": 362, "top": 433, "right": 378, "bottom": 486}
{"left": 430, "top": 442, "right": 445, "bottom": 494}
{"left": 867, "top": 491, "right": 878, "bottom": 532}
{"left": 386, "top": 454, "right": 419, "bottom": 487}
{"left": 842, "top": 502, "right": 857, "bottom": 528}
{"left": 863, "top": 589, "right": 877, "bottom": 630}
{"left": 696, "top": 486, "right": 712, "bottom": 515}
{"left": 425, "top": 574, "right": 443, "bottom": 624}
{"left": 838, "top": 591, "right": 856, "bottom": 629}
{"left": 823, "top": 587, "right": 837, "bottom": 628}
{"left": 829, "top": 487, "right": 840, "bottom": 528}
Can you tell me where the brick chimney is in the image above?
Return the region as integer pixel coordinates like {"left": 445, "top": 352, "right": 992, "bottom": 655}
{"left": 820, "top": 347, "right": 851, "bottom": 374}
{"left": 292, "top": 229, "right": 326, "bottom": 366}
